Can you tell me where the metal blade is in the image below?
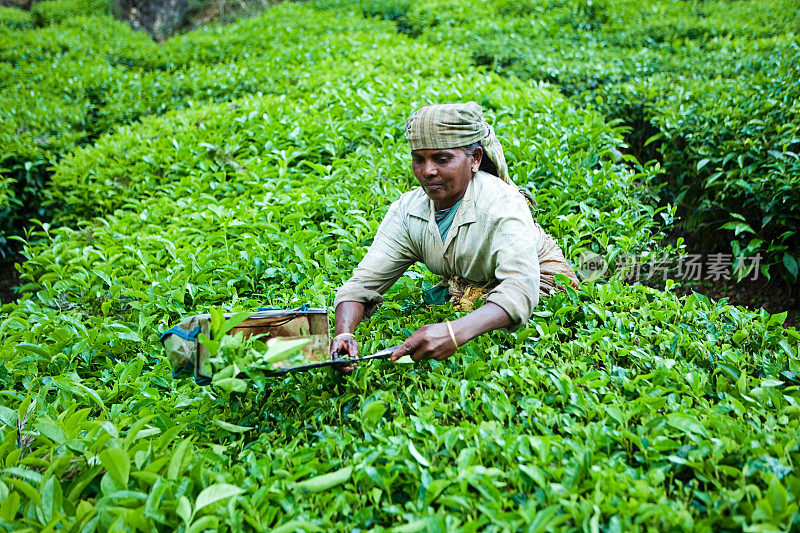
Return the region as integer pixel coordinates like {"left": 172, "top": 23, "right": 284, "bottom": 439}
{"left": 264, "top": 345, "right": 400, "bottom": 376}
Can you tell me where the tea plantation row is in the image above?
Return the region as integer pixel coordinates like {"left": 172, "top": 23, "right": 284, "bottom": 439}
{"left": 0, "top": 0, "right": 394, "bottom": 258}
{"left": 336, "top": 0, "right": 800, "bottom": 281}
{"left": 1, "top": 1, "right": 799, "bottom": 531}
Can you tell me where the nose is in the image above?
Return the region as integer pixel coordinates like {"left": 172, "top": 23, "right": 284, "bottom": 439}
{"left": 422, "top": 158, "right": 437, "bottom": 178}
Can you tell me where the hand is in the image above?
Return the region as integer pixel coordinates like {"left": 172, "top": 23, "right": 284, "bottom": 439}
{"left": 390, "top": 322, "right": 458, "bottom": 363}
{"left": 331, "top": 334, "right": 359, "bottom": 373}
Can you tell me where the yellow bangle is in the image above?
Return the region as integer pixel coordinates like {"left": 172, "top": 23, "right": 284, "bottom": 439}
{"left": 333, "top": 333, "right": 356, "bottom": 341}
{"left": 445, "top": 320, "right": 459, "bottom": 350}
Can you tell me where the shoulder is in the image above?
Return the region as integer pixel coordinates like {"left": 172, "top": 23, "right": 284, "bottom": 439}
{"left": 389, "top": 187, "right": 428, "bottom": 219}
{"left": 372, "top": 187, "right": 428, "bottom": 237}
{"left": 471, "top": 171, "right": 529, "bottom": 219}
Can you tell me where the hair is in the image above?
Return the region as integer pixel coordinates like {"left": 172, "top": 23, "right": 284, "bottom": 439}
{"left": 461, "top": 141, "right": 498, "bottom": 177}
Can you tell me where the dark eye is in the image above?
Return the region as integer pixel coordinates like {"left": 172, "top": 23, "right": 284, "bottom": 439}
{"left": 435, "top": 156, "right": 450, "bottom": 164}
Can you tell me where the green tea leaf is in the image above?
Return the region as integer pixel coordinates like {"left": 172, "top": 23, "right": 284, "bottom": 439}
{"left": 36, "top": 418, "right": 66, "bottom": 444}
{"left": 392, "top": 520, "right": 429, "bottom": 533}
{"left": 188, "top": 516, "right": 219, "bottom": 533}
{"left": 271, "top": 521, "right": 323, "bottom": 533}
{"left": 222, "top": 312, "right": 252, "bottom": 336}
{"left": 766, "top": 476, "right": 787, "bottom": 514}
{"left": 40, "top": 475, "right": 63, "bottom": 524}
{"left": 3, "top": 467, "right": 42, "bottom": 485}
{"left": 0, "top": 406, "right": 18, "bottom": 428}
{"left": 212, "top": 377, "right": 248, "bottom": 393}
{"left": 296, "top": 465, "right": 353, "bottom": 492}
{"left": 408, "top": 442, "right": 430, "bottom": 468}
{"left": 176, "top": 495, "right": 192, "bottom": 524}
{"left": 98, "top": 448, "right": 130, "bottom": 489}
{"left": 262, "top": 338, "right": 312, "bottom": 364}
{"left": 361, "top": 401, "right": 386, "bottom": 428}
{"left": 666, "top": 413, "right": 709, "bottom": 439}
{"left": 194, "top": 483, "right": 244, "bottom": 512}
{"left": 168, "top": 439, "right": 193, "bottom": 480}
{"left": 213, "top": 420, "right": 254, "bottom": 433}
{"left": 783, "top": 253, "right": 798, "bottom": 279}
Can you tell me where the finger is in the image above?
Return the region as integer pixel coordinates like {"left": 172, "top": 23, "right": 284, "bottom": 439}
{"left": 346, "top": 338, "right": 360, "bottom": 359}
{"left": 411, "top": 343, "right": 430, "bottom": 362}
{"left": 340, "top": 339, "right": 356, "bottom": 357}
{"left": 332, "top": 354, "right": 348, "bottom": 372}
{"left": 391, "top": 338, "right": 415, "bottom": 362}
{"left": 329, "top": 339, "right": 340, "bottom": 356}
{"left": 332, "top": 338, "right": 356, "bottom": 357}
{"left": 335, "top": 364, "right": 355, "bottom": 373}
{"left": 335, "top": 339, "right": 360, "bottom": 374}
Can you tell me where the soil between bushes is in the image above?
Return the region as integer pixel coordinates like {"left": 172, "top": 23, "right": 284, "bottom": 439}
{"left": 671, "top": 276, "right": 799, "bottom": 328}
{"left": 643, "top": 231, "right": 800, "bottom": 328}
{"left": 0, "top": 262, "right": 19, "bottom": 304}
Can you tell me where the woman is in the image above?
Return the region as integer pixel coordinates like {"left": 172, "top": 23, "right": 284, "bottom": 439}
{"left": 332, "top": 102, "right": 579, "bottom": 370}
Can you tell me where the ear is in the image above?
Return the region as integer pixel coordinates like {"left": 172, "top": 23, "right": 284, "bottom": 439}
{"left": 471, "top": 146, "right": 483, "bottom": 170}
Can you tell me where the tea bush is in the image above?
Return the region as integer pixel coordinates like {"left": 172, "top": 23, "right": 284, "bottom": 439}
{"left": 648, "top": 45, "right": 800, "bottom": 278}
{"left": 0, "top": 5, "right": 398, "bottom": 258}
{"left": 0, "top": 15, "right": 163, "bottom": 258}
{"left": 345, "top": 0, "right": 800, "bottom": 279}
{"left": 0, "top": 6, "right": 33, "bottom": 29}
{"left": 1, "top": 1, "right": 798, "bottom": 531}
{"left": 30, "top": 0, "right": 110, "bottom": 26}
{"left": 39, "top": 64, "right": 666, "bottom": 308}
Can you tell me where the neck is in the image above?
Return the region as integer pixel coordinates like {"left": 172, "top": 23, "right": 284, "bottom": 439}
{"left": 434, "top": 194, "right": 464, "bottom": 211}
{"left": 433, "top": 181, "right": 471, "bottom": 211}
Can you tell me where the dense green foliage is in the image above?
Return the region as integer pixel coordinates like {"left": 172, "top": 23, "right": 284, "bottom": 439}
{"left": 346, "top": 0, "right": 800, "bottom": 280}
{"left": 29, "top": 0, "right": 109, "bottom": 26}
{"left": 0, "top": 12, "right": 155, "bottom": 257}
{"left": 0, "top": 0, "right": 374, "bottom": 258}
{"left": 0, "top": 7, "right": 33, "bottom": 29}
{"left": 648, "top": 47, "right": 800, "bottom": 277}
{"left": 1, "top": 1, "right": 798, "bottom": 531}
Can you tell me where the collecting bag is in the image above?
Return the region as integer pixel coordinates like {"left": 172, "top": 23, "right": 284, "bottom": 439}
{"left": 160, "top": 306, "right": 329, "bottom": 384}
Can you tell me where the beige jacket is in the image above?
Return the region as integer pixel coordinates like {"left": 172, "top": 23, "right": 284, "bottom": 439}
{"left": 334, "top": 171, "right": 565, "bottom": 326}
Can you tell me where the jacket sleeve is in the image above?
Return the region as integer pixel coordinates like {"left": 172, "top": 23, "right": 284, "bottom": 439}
{"left": 483, "top": 198, "right": 541, "bottom": 329}
{"left": 334, "top": 201, "right": 419, "bottom": 318}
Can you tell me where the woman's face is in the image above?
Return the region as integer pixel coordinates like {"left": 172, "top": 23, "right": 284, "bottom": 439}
{"left": 411, "top": 147, "right": 482, "bottom": 209}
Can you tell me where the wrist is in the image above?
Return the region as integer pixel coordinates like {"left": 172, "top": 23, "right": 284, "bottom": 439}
{"left": 445, "top": 320, "right": 459, "bottom": 350}
{"left": 334, "top": 322, "right": 356, "bottom": 336}
{"left": 449, "top": 319, "right": 471, "bottom": 348}
{"left": 450, "top": 319, "right": 475, "bottom": 347}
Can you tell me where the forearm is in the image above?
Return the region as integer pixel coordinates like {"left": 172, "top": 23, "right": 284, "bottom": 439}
{"left": 450, "top": 302, "right": 513, "bottom": 346}
{"left": 334, "top": 301, "right": 366, "bottom": 335}
{"left": 389, "top": 301, "right": 514, "bottom": 363}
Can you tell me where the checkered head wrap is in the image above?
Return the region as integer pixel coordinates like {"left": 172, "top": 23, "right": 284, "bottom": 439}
{"left": 404, "top": 101, "right": 511, "bottom": 184}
